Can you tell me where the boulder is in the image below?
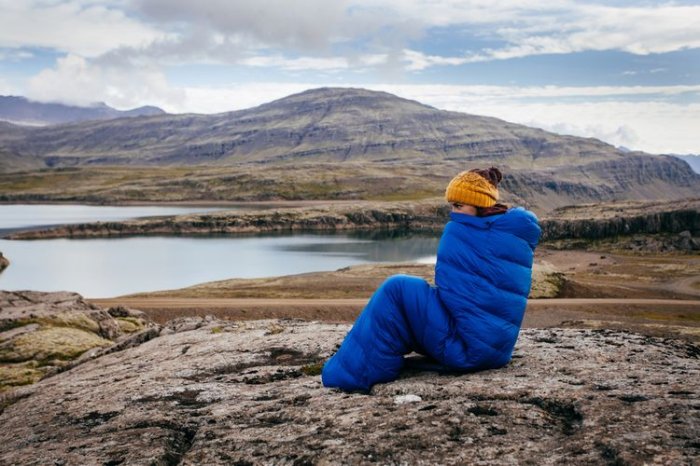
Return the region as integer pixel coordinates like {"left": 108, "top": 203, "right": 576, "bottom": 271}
{"left": 0, "top": 291, "right": 157, "bottom": 393}
{"left": 0, "top": 252, "right": 8, "bottom": 273}
{"left": 0, "top": 318, "right": 696, "bottom": 465}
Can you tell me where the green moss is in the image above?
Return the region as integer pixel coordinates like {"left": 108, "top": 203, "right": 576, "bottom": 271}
{"left": 116, "top": 317, "right": 144, "bottom": 333}
{"left": 636, "top": 311, "right": 700, "bottom": 323}
{"left": 371, "top": 190, "right": 440, "bottom": 202}
{"left": 36, "top": 312, "right": 100, "bottom": 334}
{"left": 0, "top": 364, "right": 46, "bottom": 391}
{"left": 301, "top": 361, "right": 325, "bottom": 376}
{"left": 210, "top": 326, "right": 223, "bottom": 334}
{"left": 530, "top": 263, "right": 566, "bottom": 299}
{"left": 0, "top": 327, "right": 112, "bottom": 364}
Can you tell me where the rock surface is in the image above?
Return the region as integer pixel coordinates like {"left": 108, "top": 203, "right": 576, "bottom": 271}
{"left": 0, "top": 291, "right": 158, "bottom": 394}
{"left": 0, "top": 252, "right": 7, "bottom": 273}
{"left": 0, "top": 317, "right": 697, "bottom": 465}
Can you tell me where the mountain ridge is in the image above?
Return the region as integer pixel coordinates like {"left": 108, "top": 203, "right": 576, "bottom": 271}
{"left": 0, "top": 95, "right": 165, "bottom": 126}
{"left": 0, "top": 87, "right": 697, "bottom": 210}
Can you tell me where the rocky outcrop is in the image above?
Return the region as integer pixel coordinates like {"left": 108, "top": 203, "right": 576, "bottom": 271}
{"left": 539, "top": 199, "right": 700, "bottom": 252}
{"left": 5, "top": 201, "right": 450, "bottom": 239}
{"left": 0, "top": 291, "right": 158, "bottom": 395}
{"left": 6, "top": 199, "right": 699, "bottom": 248}
{"left": 0, "top": 317, "right": 697, "bottom": 465}
{"left": 0, "top": 252, "right": 8, "bottom": 273}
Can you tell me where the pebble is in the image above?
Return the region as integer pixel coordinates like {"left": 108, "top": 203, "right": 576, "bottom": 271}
{"left": 394, "top": 394, "right": 422, "bottom": 404}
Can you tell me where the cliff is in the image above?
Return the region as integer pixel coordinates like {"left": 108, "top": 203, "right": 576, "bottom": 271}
{"left": 6, "top": 199, "right": 700, "bottom": 251}
{"left": 1, "top": 314, "right": 697, "bottom": 465}
{"left": 4, "top": 200, "right": 448, "bottom": 240}
{"left": 540, "top": 199, "right": 700, "bottom": 240}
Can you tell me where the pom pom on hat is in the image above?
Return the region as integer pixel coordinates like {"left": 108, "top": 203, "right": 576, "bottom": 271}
{"left": 445, "top": 167, "right": 501, "bottom": 208}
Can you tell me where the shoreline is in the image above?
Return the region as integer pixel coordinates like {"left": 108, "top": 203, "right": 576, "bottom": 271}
{"left": 84, "top": 250, "right": 700, "bottom": 341}
{"left": 0, "top": 199, "right": 361, "bottom": 207}
{"left": 2, "top": 198, "right": 697, "bottom": 241}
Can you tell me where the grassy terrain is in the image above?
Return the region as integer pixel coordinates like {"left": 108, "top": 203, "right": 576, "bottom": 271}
{"left": 0, "top": 163, "right": 454, "bottom": 204}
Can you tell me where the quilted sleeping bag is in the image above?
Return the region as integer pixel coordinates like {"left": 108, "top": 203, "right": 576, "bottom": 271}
{"left": 322, "top": 207, "right": 541, "bottom": 392}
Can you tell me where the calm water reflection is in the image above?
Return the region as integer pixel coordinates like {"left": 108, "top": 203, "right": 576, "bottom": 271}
{"left": 0, "top": 204, "right": 238, "bottom": 236}
{"left": 0, "top": 232, "right": 439, "bottom": 298}
{"left": 0, "top": 205, "right": 441, "bottom": 298}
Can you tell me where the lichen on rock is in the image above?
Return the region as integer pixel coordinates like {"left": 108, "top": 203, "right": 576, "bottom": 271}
{"left": 530, "top": 261, "right": 566, "bottom": 298}
{"left": 0, "top": 318, "right": 697, "bottom": 465}
{"left": 0, "top": 291, "right": 158, "bottom": 393}
{"left": 0, "top": 327, "right": 112, "bottom": 364}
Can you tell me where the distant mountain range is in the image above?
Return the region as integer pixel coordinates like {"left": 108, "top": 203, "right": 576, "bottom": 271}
{"left": 0, "top": 96, "right": 165, "bottom": 126}
{"left": 0, "top": 87, "right": 697, "bottom": 209}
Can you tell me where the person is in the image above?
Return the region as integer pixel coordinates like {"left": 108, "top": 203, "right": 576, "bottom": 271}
{"left": 321, "top": 167, "right": 541, "bottom": 392}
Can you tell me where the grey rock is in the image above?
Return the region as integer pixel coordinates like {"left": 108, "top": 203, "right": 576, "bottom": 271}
{"left": 0, "top": 252, "right": 8, "bottom": 273}
{"left": 0, "top": 319, "right": 697, "bottom": 465}
{"left": 0, "top": 291, "right": 159, "bottom": 392}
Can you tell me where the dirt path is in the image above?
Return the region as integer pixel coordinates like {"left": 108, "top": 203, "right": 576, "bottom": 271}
{"left": 90, "top": 297, "right": 700, "bottom": 309}
{"left": 90, "top": 297, "right": 700, "bottom": 341}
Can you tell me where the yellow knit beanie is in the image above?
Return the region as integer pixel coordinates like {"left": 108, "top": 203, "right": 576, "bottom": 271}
{"left": 445, "top": 168, "right": 500, "bottom": 208}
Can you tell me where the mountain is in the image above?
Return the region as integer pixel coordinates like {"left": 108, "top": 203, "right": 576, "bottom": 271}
{"left": 0, "top": 96, "right": 165, "bottom": 126}
{"left": 0, "top": 87, "right": 697, "bottom": 209}
{"left": 0, "top": 88, "right": 636, "bottom": 167}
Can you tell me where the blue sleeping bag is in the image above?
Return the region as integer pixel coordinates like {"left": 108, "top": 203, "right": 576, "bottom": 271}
{"left": 322, "top": 207, "right": 541, "bottom": 392}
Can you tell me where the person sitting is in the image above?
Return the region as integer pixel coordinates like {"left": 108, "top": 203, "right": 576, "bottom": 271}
{"left": 321, "top": 167, "right": 541, "bottom": 392}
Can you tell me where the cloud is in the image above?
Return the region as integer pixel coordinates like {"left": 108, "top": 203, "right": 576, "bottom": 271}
{"left": 26, "top": 54, "right": 184, "bottom": 109}
{"left": 0, "top": 0, "right": 165, "bottom": 57}
{"left": 0, "top": 49, "right": 35, "bottom": 61}
{"left": 94, "top": 0, "right": 421, "bottom": 71}
{"left": 367, "top": 83, "right": 700, "bottom": 154}
{"left": 378, "top": 2, "right": 700, "bottom": 67}
{"left": 4, "top": 1, "right": 700, "bottom": 75}
{"left": 0, "top": 76, "right": 16, "bottom": 95}
{"left": 177, "top": 83, "right": 321, "bottom": 113}
{"left": 135, "top": 0, "right": 354, "bottom": 52}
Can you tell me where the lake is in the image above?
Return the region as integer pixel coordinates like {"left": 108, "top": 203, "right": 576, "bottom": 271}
{"left": 0, "top": 205, "right": 439, "bottom": 298}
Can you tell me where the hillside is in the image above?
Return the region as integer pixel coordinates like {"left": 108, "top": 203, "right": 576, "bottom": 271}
{"left": 0, "top": 88, "right": 697, "bottom": 210}
{"left": 0, "top": 96, "right": 165, "bottom": 126}
{"left": 0, "top": 88, "right": 658, "bottom": 167}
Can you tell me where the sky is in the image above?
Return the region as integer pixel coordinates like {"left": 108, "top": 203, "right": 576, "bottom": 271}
{"left": 1, "top": 0, "right": 699, "bottom": 155}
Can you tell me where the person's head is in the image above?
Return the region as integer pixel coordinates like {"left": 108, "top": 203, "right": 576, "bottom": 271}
{"left": 445, "top": 167, "right": 502, "bottom": 215}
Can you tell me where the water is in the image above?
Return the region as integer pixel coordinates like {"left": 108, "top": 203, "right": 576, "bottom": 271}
{"left": 0, "top": 204, "right": 232, "bottom": 236}
{"left": 0, "top": 205, "right": 439, "bottom": 298}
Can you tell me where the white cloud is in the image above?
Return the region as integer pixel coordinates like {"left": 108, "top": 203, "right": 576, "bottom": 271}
{"left": 26, "top": 54, "right": 184, "bottom": 109}
{"left": 365, "top": 83, "right": 700, "bottom": 154}
{"left": 3, "top": 0, "right": 699, "bottom": 75}
{"left": 373, "top": 1, "right": 700, "bottom": 66}
{"left": 0, "top": 76, "right": 16, "bottom": 95}
{"left": 240, "top": 55, "right": 350, "bottom": 71}
{"left": 177, "top": 83, "right": 321, "bottom": 114}
{"left": 0, "top": 49, "right": 35, "bottom": 61}
{"left": 135, "top": 0, "right": 356, "bottom": 52}
{"left": 0, "top": 0, "right": 165, "bottom": 57}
